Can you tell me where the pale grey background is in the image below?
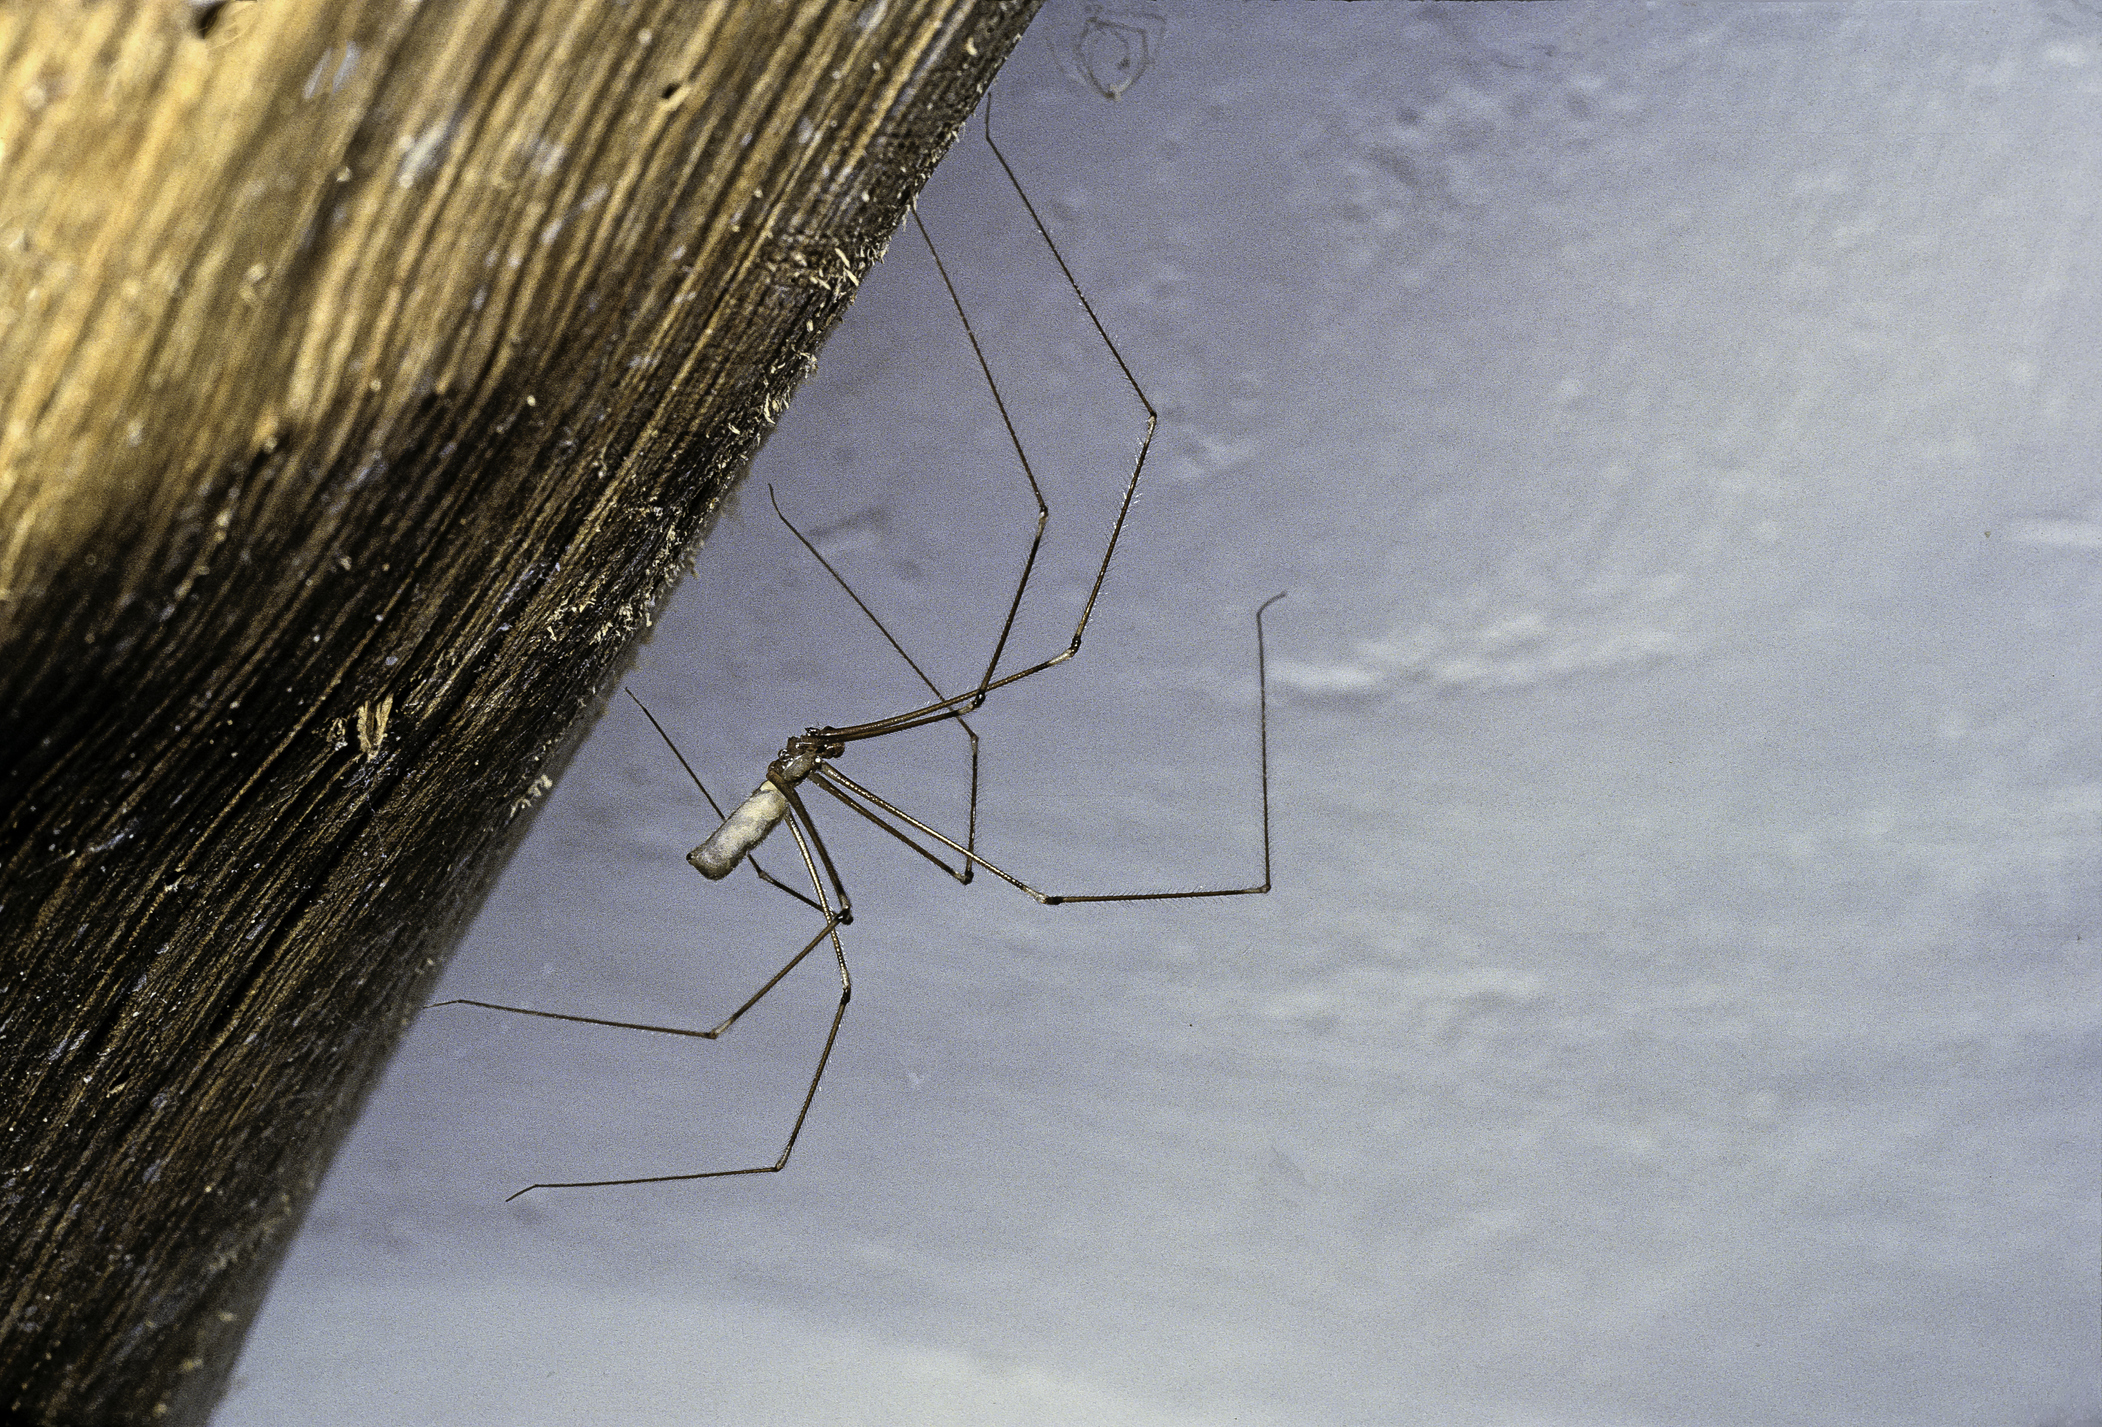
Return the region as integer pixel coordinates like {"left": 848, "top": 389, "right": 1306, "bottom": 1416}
{"left": 220, "top": 4, "right": 2099, "bottom": 1424}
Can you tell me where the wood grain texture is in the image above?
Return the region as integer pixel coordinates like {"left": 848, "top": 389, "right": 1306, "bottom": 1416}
{"left": 0, "top": 1, "right": 1041, "bottom": 1421}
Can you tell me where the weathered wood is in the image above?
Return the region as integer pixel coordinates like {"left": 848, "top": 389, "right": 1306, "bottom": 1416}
{"left": 0, "top": 1, "right": 1041, "bottom": 1422}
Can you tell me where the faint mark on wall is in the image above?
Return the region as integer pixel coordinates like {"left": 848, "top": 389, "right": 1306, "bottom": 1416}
{"left": 1047, "top": 2, "right": 1167, "bottom": 101}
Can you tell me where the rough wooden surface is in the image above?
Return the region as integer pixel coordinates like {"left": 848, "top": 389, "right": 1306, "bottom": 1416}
{"left": 0, "top": 1, "right": 1041, "bottom": 1422}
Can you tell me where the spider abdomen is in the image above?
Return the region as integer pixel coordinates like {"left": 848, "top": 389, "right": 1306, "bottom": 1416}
{"left": 689, "top": 781, "right": 792, "bottom": 879}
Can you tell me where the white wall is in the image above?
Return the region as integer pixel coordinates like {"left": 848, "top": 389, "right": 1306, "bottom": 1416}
{"left": 222, "top": 5, "right": 2100, "bottom": 1425}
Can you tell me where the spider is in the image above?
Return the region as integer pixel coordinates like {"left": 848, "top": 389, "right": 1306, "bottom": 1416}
{"left": 433, "top": 97, "right": 1282, "bottom": 1200}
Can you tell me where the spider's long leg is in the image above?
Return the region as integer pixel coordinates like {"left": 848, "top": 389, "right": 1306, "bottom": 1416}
{"left": 767, "top": 487, "right": 980, "bottom": 884}
{"left": 976, "top": 92, "right": 1156, "bottom": 691}
{"left": 432, "top": 781, "right": 857, "bottom": 1047}
{"left": 764, "top": 103, "right": 1157, "bottom": 862}
{"left": 805, "top": 98, "right": 1158, "bottom": 751}
{"left": 810, "top": 594, "right": 1283, "bottom": 903}
{"left": 909, "top": 204, "right": 1054, "bottom": 706}
{"left": 805, "top": 765, "right": 974, "bottom": 881}
{"left": 458, "top": 805, "right": 854, "bottom": 1198}
{"left": 426, "top": 900, "right": 837, "bottom": 1063}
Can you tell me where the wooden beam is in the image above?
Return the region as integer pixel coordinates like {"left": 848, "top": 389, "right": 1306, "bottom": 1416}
{"left": 0, "top": 1, "right": 1041, "bottom": 1421}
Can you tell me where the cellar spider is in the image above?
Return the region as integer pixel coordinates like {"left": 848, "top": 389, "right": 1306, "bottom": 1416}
{"left": 433, "top": 98, "right": 1282, "bottom": 1200}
